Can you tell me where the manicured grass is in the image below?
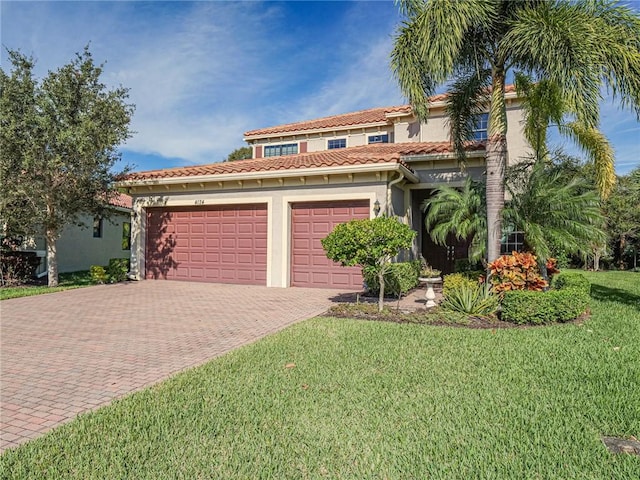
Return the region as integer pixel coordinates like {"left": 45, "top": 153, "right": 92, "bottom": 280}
{"left": 2, "top": 271, "right": 639, "bottom": 478}
{"left": 0, "top": 271, "right": 94, "bottom": 300}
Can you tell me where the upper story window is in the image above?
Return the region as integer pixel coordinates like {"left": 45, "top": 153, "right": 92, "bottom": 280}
{"left": 264, "top": 143, "right": 298, "bottom": 157}
{"left": 368, "top": 134, "right": 389, "bottom": 144}
{"left": 473, "top": 113, "right": 489, "bottom": 141}
{"left": 328, "top": 138, "right": 346, "bottom": 149}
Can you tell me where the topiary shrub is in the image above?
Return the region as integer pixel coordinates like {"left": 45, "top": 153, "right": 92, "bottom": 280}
{"left": 501, "top": 288, "right": 589, "bottom": 325}
{"left": 90, "top": 265, "right": 108, "bottom": 284}
{"left": 106, "top": 258, "right": 130, "bottom": 283}
{"left": 364, "top": 260, "right": 420, "bottom": 297}
{"left": 322, "top": 216, "right": 416, "bottom": 312}
{"left": 551, "top": 271, "right": 590, "bottom": 295}
{"left": 488, "top": 251, "right": 548, "bottom": 293}
{"left": 441, "top": 282, "right": 499, "bottom": 316}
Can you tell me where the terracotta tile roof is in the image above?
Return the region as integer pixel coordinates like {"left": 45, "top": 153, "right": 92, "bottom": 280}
{"left": 244, "top": 85, "right": 516, "bottom": 137}
{"left": 244, "top": 106, "right": 410, "bottom": 137}
{"left": 122, "top": 142, "right": 485, "bottom": 182}
{"left": 110, "top": 192, "right": 132, "bottom": 209}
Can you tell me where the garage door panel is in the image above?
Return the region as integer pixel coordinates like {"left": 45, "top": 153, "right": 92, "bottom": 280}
{"left": 291, "top": 200, "right": 369, "bottom": 289}
{"left": 146, "top": 204, "right": 267, "bottom": 284}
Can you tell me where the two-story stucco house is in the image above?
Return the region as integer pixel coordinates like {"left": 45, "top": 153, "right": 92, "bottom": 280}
{"left": 119, "top": 86, "right": 529, "bottom": 290}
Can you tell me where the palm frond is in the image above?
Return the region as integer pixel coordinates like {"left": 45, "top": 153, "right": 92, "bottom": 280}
{"left": 504, "top": 162, "right": 606, "bottom": 263}
{"left": 560, "top": 121, "right": 616, "bottom": 199}
{"left": 445, "top": 70, "right": 492, "bottom": 161}
{"left": 421, "top": 178, "right": 487, "bottom": 262}
{"left": 391, "top": 0, "right": 497, "bottom": 122}
{"left": 505, "top": 0, "right": 640, "bottom": 126}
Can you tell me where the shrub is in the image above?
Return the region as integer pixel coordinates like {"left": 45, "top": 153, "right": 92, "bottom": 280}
{"left": 0, "top": 251, "right": 40, "bottom": 286}
{"left": 501, "top": 288, "right": 589, "bottom": 325}
{"left": 364, "top": 260, "right": 420, "bottom": 297}
{"left": 489, "top": 251, "right": 548, "bottom": 293}
{"left": 106, "top": 258, "right": 130, "bottom": 283}
{"left": 90, "top": 265, "right": 108, "bottom": 284}
{"left": 551, "top": 271, "right": 590, "bottom": 295}
{"left": 454, "top": 258, "right": 482, "bottom": 273}
{"left": 441, "top": 282, "right": 499, "bottom": 316}
{"left": 322, "top": 216, "right": 416, "bottom": 312}
{"left": 442, "top": 273, "right": 477, "bottom": 297}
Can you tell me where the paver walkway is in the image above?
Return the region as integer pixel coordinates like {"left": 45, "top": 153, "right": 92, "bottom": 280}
{"left": 0, "top": 281, "right": 350, "bottom": 452}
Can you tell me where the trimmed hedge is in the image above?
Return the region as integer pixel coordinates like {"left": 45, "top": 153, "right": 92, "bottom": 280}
{"left": 551, "top": 271, "right": 591, "bottom": 294}
{"left": 364, "top": 260, "right": 421, "bottom": 297}
{"left": 501, "top": 271, "right": 591, "bottom": 324}
{"left": 501, "top": 288, "right": 589, "bottom": 325}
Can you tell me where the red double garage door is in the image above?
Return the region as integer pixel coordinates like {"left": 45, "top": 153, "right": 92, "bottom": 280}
{"left": 290, "top": 200, "right": 370, "bottom": 289}
{"left": 145, "top": 204, "right": 267, "bottom": 285}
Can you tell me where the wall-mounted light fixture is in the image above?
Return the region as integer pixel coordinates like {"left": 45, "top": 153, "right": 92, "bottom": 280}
{"left": 373, "top": 200, "right": 381, "bottom": 217}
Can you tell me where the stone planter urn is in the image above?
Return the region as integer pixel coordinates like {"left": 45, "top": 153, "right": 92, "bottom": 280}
{"left": 419, "top": 276, "right": 442, "bottom": 308}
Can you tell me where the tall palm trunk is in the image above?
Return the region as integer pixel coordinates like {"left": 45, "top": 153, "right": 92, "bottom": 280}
{"left": 485, "top": 73, "right": 509, "bottom": 263}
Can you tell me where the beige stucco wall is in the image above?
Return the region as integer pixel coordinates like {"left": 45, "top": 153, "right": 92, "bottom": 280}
{"left": 505, "top": 103, "right": 531, "bottom": 164}
{"left": 52, "top": 211, "right": 131, "bottom": 273}
{"left": 129, "top": 178, "right": 390, "bottom": 288}
{"left": 252, "top": 128, "right": 394, "bottom": 155}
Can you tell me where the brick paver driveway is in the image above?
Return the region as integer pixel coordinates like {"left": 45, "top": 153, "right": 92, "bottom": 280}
{"left": 0, "top": 281, "right": 347, "bottom": 451}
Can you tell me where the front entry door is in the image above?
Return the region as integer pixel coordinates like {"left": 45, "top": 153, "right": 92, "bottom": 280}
{"left": 422, "top": 231, "right": 470, "bottom": 275}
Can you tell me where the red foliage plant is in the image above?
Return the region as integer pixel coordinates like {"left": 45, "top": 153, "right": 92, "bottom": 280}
{"left": 488, "top": 251, "right": 548, "bottom": 293}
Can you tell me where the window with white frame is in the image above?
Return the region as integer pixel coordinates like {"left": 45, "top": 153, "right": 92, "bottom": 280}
{"left": 473, "top": 113, "right": 489, "bottom": 141}
{"left": 327, "top": 138, "right": 346, "bottom": 149}
{"left": 264, "top": 143, "right": 298, "bottom": 157}
{"left": 368, "top": 134, "right": 389, "bottom": 144}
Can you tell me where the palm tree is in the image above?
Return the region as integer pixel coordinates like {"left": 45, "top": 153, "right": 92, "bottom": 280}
{"left": 421, "top": 178, "right": 486, "bottom": 263}
{"left": 503, "top": 161, "right": 606, "bottom": 277}
{"left": 392, "top": 0, "right": 640, "bottom": 264}
{"left": 515, "top": 74, "right": 616, "bottom": 198}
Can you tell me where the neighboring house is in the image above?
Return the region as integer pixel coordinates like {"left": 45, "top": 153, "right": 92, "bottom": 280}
{"left": 25, "top": 194, "right": 133, "bottom": 276}
{"left": 119, "top": 86, "right": 530, "bottom": 289}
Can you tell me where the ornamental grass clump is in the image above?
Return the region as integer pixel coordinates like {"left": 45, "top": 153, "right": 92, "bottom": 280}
{"left": 440, "top": 281, "right": 499, "bottom": 316}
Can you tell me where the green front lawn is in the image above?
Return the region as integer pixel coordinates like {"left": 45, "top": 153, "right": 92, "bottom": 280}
{"left": 0, "top": 271, "right": 94, "bottom": 300}
{"left": 2, "top": 271, "right": 639, "bottom": 478}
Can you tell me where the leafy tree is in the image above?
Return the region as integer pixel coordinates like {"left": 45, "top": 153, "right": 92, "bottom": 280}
{"left": 392, "top": 0, "right": 640, "bottom": 264}
{"left": 421, "top": 178, "right": 486, "bottom": 263}
{"left": 604, "top": 168, "right": 640, "bottom": 268}
{"left": 225, "top": 146, "right": 252, "bottom": 162}
{"left": 321, "top": 216, "right": 416, "bottom": 312}
{"left": 0, "top": 47, "right": 134, "bottom": 287}
{"left": 503, "top": 161, "right": 606, "bottom": 277}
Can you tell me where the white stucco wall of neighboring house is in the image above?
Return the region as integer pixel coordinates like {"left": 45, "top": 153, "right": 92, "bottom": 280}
{"left": 30, "top": 210, "right": 131, "bottom": 273}
{"left": 57, "top": 211, "right": 131, "bottom": 273}
{"left": 128, "top": 174, "right": 391, "bottom": 287}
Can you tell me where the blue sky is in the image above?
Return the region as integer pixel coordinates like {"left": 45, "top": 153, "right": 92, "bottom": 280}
{"left": 1, "top": 0, "right": 638, "bottom": 175}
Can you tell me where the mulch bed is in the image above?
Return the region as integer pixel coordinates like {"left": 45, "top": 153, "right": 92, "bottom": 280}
{"left": 325, "top": 302, "right": 588, "bottom": 329}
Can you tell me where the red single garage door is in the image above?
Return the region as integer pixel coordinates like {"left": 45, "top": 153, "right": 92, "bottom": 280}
{"left": 291, "top": 200, "right": 370, "bottom": 289}
{"left": 145, "top": 204, "right": 267, "bottom": 284}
